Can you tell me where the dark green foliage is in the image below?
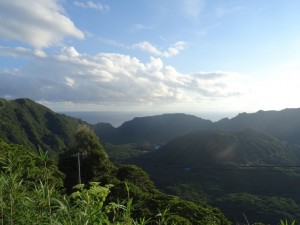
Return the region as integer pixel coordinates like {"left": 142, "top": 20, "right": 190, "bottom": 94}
{"left": 0, "top": 98, "right": 83, "bottom": 157}
{"left": 105, "top": 142, "right": 153, "bottom": 165}
{"left": 0, "top": 137, "right": 231, "bottom": 224}
{"left": 215, "top": 193, "right": 300, "bottom": 224}
{"left": 133, "top": 129, "right": 300, "bottom": 167}
{"left": 137, "top": 194, "right": 231, "bottom": 225}
{"left": 57, "top": 125, "right": 231, "bottom": 224}
{"left": 0, "top": 139, "right": 141, "bottom": 224}
{"left": 131, "top": 129, "right": 300, "bottom": 224}
{"left": 0, "top": 139, "right": 64, "bottom": 188}
{"left": 116, "top": 165, "right": 157, "bottom": 193}
{"left": 280, "top": 219, "right": 296, "bottom": 225}
{"left": 108, "top": 182, "right": 231, "bottom": 225}
{"left": 0, "top": 139, "right": 64, "bottom": 224}
{"left": 93, "top": 122, "right": 116, "bottom": 141}
{"left": 58, "top": 125, "right": 117, "bottom": 192}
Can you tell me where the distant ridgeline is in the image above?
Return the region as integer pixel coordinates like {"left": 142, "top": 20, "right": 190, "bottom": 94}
{"left": 3, "top": 98, "right": 300, "bottom": 151}
{"left": 93, "top": 113, "right": 213, "bottom": 144}
{"left": 94, "top": 108, "right": 300, "bottom": 146}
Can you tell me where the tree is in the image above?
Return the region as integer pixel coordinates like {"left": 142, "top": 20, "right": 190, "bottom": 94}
{"left": 117, "top": 165, "right": 156, "bottom": 193}
{"left": 58, "top": 125, "right": 116, "bottom": 192}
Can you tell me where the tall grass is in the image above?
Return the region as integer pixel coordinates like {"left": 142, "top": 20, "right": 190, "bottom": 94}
{"left": 0, "top": 153, "right": 178, "bottom": 224}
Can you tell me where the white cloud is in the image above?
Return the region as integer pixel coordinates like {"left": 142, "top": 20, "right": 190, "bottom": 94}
{"left": 74, "top": 1, "right": 110, "bottom": 11}
{"left": 0, "top": 0, "right": 84, "bottom": 49}
{"left": 0, "top": 46, "right": 47, "bottom": 58}
{"left": 65, "top": 77, "right": 75, "bottom": 87}
{"left": 0, "top": 46, "right": 31, "bottom": 57}
{"left": 98, "top": 38, "right": 186, "bottom": 58}
{"left": 33, "top": 49, "right": 47, "bottom": 58}
{"left": 134, "top": 41, "right": 187, "bottom": 58}
{"left": 0, "top": 46, "right": 48, "bottom": 58}
{"left": 0, "top": 46, "right": 243, "bottom": 109}
{"left": 60, "top": 46, "right": 80, "bottom": 58}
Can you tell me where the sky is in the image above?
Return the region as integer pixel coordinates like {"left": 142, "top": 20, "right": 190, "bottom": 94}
{"left": 1, "top": 0, "right": 300, "bottom": 116}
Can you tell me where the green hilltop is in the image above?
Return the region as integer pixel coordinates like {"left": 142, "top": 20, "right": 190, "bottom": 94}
{"left": 0, "top": 98, "right": 83, "bottom": 157}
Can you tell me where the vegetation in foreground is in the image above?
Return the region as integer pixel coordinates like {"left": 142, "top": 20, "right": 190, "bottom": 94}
{"left": 0, "top": 137, "right": 296, "bottom": 225}
{"left": 0, "top": 125, "right": 230, "bottom": 224}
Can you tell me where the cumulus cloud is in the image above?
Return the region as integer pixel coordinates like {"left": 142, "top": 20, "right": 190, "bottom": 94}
{"left": 0, "top": 0, "right": 84, "bottom": 49}
{"left": 134, "top": 41, "right": 187, "bottom": 58}
{"left": 98, "top": 38, "right": 186, "bottom": 58}
{"left": 74, "top": 1, "right": 110, "bottom": 11}
{"left": 0, "top": 46, "right": 242, "bottom": 107}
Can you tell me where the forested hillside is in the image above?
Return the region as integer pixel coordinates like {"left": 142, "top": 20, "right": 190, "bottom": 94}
{"left": 134, "top": 129, "right": 300, "bottom": 166}
{"left": 130, "top": 129, "right": 300, "bottom": 224}
{"left": 0, "top": 98, "right": 83, "bottom": 157}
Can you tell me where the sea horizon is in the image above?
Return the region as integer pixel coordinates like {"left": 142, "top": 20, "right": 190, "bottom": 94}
{"left": 59, "top": 111, "right": 238, "bottom": 127}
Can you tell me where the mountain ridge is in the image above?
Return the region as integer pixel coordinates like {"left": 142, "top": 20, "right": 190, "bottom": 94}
{"left": 0, "top": 98, "right": 84, "bottom": 156}
{"left": 3, "top": 98, "right": 300, "bottom": 149}
{"left": 94, "top": 107, "right": 300, "bottom": 145}
{"left": 94, "top": 113, "right": 214, "bottom": 144}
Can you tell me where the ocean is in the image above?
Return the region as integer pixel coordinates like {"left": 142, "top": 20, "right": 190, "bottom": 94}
{"left": 60, "top": 111, "right": 237, "bottom": 128}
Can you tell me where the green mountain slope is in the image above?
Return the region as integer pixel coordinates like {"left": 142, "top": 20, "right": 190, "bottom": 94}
{"left": 130, "top": 129, "right": 300, "bottom": 224}
{"left": 0, "top": 98, "right": 83, "bottom": 156}
{"left": 94, "top": 113, "right": 213, "bottom": 144}
{"left": 135, "top": 129, "right": 300, "bottom": 167}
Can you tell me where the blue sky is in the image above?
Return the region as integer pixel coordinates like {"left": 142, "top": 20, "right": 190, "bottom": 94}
{"left": 1, "top": 0, "right": 300, "bottom": 116}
